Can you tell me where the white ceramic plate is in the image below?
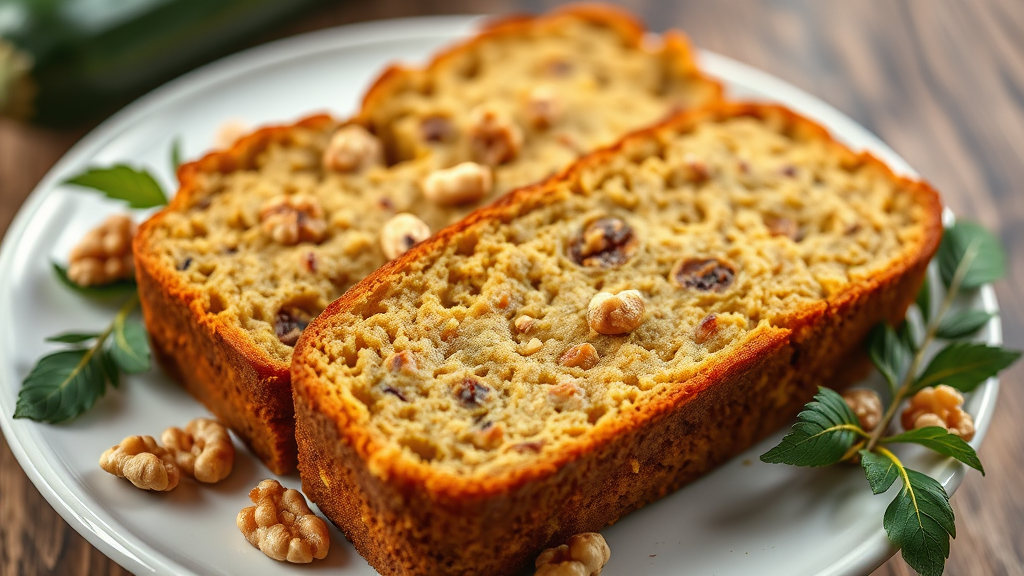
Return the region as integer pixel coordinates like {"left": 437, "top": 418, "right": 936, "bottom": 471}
{"left": 0, "top": 15, "right": 1002, "bottom": 576}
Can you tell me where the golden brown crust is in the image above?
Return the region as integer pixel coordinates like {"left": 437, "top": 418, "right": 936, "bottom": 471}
{"left": 358, "top": 4, "right": 654, "bottom": 122}
{"left": 134, "top": 5, "right": 719, "bottom": 475}
{"left": 290, "top": 101, "right": 942, "bottom": 574}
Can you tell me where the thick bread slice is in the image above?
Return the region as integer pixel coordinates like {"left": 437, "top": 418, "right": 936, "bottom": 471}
{"left": 133, "top": 4, "right": 722, "bottom": 474}
{"left": 290, "top": 103, "right": 943, "bottom": 576}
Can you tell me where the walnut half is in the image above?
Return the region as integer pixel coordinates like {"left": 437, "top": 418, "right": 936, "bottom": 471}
{"left": 99, "top": 435, "right": 180, "bottom": 491}
{"left": 161, "top": 418, "right": 235, "bottom": 483}
{"left": 535, "top": 532, "right": 611, "bottom": 576}
{"left": 237, "top": 479, "right": 330, "bottom": 563}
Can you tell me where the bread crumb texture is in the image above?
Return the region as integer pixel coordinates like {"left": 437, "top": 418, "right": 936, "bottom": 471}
{"left": 138, "top": 12, "right": 717, "bottom": 365}
{"left": 299, "top": 107, "right": 937, "bottom": 478}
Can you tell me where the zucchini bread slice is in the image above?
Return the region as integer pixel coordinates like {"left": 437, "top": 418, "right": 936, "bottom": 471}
{"left": 133, "top": 5, "right": 722, "bottom": 474}
{"left": 290, "top": 103, "right": 943, "bottom": 576}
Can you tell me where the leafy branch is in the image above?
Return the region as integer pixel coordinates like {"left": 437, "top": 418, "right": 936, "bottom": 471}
{"left": 15, "top": 296, "right": 150, "bottom": 423}
{"left": 15, "top": 143, "right": 180, "bottom": 423}
{"left": 761, "top": 221, "right": 1020, "bottom": 576}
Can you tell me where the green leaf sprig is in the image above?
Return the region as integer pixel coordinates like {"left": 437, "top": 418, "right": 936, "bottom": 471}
{"left": 15, "top": 144, "right": 179, "bottom": 423}
{"left": 761, "top": 221, "right": 1020, "bottom": 576}
{"left": 15, "top": 296, "right": 150, "bottom": 423}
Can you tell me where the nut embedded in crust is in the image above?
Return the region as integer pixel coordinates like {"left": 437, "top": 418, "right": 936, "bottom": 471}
{"left": 467, "top": 104, "right": 523, "bottom": 166}
{"left": 422, "top": 162, "right": 493, "bottom": 205}
{"left": 259, "top": 194, "right": 328, "bottom": 246}
{"left": 322, "top": 125, "right": 383, "bottom": 172}
{"left": 524, "top": 84, "right": 564, "bottom": 129}
{"left": 559, "top": 343, "right": 600, "bottom": 369}
{"left": 381, "top": 213, "right": 431, "bottom": 260}
{"left": 568, "top": 218, "right": 640, "bottom": 269}
{"left": 587, "top": 290, "right": 645, "bottom": 335}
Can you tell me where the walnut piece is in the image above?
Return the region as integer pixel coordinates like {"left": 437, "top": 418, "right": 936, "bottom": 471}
{"left": 842, "top": 389, "right": 883, "bottom": 432}
{"left": 99, "top": 435, "right": 180, "bottom": 491}
{"left": 548, "top": 379, "right": 585, "bottom": 411}
{"left": 473, "top": 421, "right": 505, "bottom": 450}
{"left": 524, "top": 84, "right": 563, "bottom": 129}
{"left": 67, "top": 214, "right": 137, "bottom": 287}
{"left": 161, "top": 418, "right": 235, "bottom": 483}
{"left": 322, "top": 125, "right": 383, "bottom": 172}
{"left": 521, "top": 337, "right": 544, "bottom": 355}
{"left": 901, "top": 385, "right": 976, "bottom": 441}
{"left": 515, "top": 315, "right": 536, "bottom": 333}
{"left": 422, "top": 162, "right": 493, "bottom": 205}
{"left": 587, "top": 290, "right": 645, "bottom": 335}
{"left": 569, "top": 218, "right": 639, "bottom": 269}
{"left": 237, "top": 479, "right": 330, "bottom": 563}
{"left": 468, "top": 105, "right": 523, "bottom": 166}
{"left": 259, "top": 194, "right": 327, "bottom": 245}
{"left": 559, "top": 343, "right": 599, "bottom": 369}
{"left": 535, "top": 532, "right": 611, "bottom": 576}
{"left": 381, "top": 213, "right": 431, "bottom": 260}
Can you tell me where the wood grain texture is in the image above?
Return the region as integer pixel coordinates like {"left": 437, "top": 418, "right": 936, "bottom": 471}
{"left": 0, "top": 1, "right": 1021, "bottom": 574}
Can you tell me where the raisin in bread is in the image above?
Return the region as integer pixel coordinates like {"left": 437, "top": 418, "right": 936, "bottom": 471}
{"left": 133, "top": 4, "right": 722, "bottom": 473}
{"left": 290, "top": 103, "right": 943, "bottom": 576}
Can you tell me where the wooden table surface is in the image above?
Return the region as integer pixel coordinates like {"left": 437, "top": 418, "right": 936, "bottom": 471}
{"left": 1, "top": 1, "right": 1021, "bottom": 574}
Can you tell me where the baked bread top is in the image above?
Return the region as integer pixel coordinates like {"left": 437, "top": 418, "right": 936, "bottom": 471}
{"left": 134, "top": 4, "right": 721, "bottom": 372}
{"left": 291, "top": 103, "right": 943, "bottom": 495}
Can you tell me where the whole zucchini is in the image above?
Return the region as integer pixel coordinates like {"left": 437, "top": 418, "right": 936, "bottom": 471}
{"left": 0, "top": 0, "right": 324, "bottom": 126}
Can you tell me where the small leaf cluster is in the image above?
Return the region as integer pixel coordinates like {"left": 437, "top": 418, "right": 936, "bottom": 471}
{"left": 761, "top": 221, "right": 1020, "bottom": 576}
{"left": 15, "top": 142, "right": 179, "bottom": 423}
{"left": 15, "top": 297, "right": 151, "bottom": 423}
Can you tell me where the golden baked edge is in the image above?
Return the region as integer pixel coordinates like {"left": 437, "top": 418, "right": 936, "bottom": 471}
{"left": 289, "top": 102, "right": 943, "bottom": 576}
{"left": 132, "top": 3, "right": 712, "bottom": 474}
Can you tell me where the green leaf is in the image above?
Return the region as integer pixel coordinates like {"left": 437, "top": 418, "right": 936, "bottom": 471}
{"left": 938, "top": 221, "right": 1006, "bottom": 290}
{"left": 109, "top": 315, "right": 151, "bottom": 374}
{"left": 52, "top": 263, "right": 137, "bottom": 298}
{"left": 897, "top": 321, "right": 918, "bottom": 354}
{"left": 14, "top": 349, "right": 108, "bottom": 423}
{"left": 860, "top": 450, "right": 900, "bottom": 494}
{"left": 45, "top": 332, "right": 100, "bottom": 343}
{"left": 935, "top": 310, "right": 995, "bottom": 339}
{"left": 63, "top": 165, "right": 167, "bottom": 209}
{"left": 170, "top": 137, "right": 183, "bottom": 175}
{"left": 916, "top": 276, "right": 932, "bottom": 324}
{"left": 101, "top": 349, "right": 121, "bottom": 389}
{"left": 913, "top": 342, "right": 1021, "bottom": 393}
{"left": 868, "top": 324, "right": 909, "bottom": 396}
{"left": 760, "top": 387, "right": 864, "bottom": 466}
{"left": 885, "top": 468, "right": 956, "bottom": 576}
{"left": 884, "top": 427, "right": 984, "bottom": 474}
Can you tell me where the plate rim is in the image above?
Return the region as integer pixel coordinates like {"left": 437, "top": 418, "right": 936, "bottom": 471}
{"left": 0, "top": 14, "right": 1002, "bottom": 576}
